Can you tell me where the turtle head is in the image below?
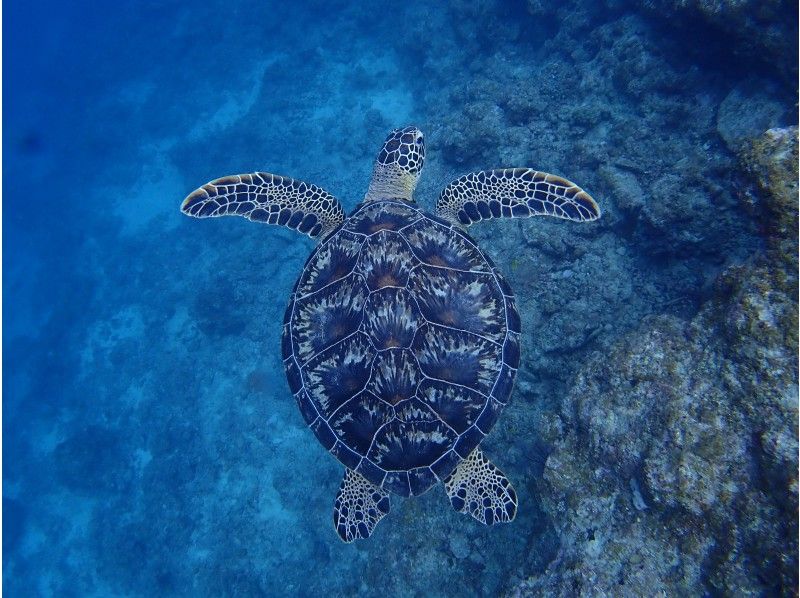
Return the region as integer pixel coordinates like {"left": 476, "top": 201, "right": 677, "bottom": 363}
{"left": 364, "top": 126, "right": 425, "bottom": 203}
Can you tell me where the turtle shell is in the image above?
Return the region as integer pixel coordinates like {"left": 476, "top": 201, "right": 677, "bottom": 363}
{"left": 282, "top": 199, "right": 520, "bottom": 497}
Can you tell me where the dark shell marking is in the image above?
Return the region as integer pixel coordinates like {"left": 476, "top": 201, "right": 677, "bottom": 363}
{"left": 283, "top": 200, "right": 520, "bottom": 497}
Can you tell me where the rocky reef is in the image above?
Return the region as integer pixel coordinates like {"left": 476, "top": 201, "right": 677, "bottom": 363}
{"left": 523, "top": 0, "right": 798, "bottom": 83}
{"left": 633, "top": 0, "right": 798, "bottom": 82}
{"left": 5, "top": 1, "right": 797, "bottom": 595}
{"left": 513, "top": 127, "right": 798, "bottom": 596}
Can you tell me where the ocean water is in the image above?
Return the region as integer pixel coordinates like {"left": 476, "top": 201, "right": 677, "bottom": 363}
{"left": 4, "top": 1, "right": 798, "bottom": 596}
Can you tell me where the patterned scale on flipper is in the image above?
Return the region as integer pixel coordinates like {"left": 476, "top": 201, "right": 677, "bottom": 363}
{"left": 436, "top": 168, "right": 600, "bottom": 226}
{"left": 181, "top": 172, "right": 346, "bottom": 238}
{"left": 282, "top": 199, "right": 520, "bottom": 498}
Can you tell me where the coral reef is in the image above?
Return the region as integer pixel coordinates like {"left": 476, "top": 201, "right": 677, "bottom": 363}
{"left": 4, "top": 1, "right": 796, "bottom": 596}
{"left": 431, "top": 10, "right": 761, "bottom": 262}
{"left": 717, "top": 82, "right": 790, "bottom": 153}
{"left": 633, "top": 0, "right": 798, "bottom": 81}
{"left": 741, "top": 126, "right": 799, "bottom": 268}
{"left": 513, "top": 127, "right": 798, "bottom": 596}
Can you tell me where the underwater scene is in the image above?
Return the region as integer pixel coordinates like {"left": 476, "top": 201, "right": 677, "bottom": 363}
{"left": 4, "top": 0, "right": 798, "bottom": 596}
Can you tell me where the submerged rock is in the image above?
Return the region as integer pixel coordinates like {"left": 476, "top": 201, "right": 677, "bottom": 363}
{"left": 741, "top": 126, "right": 799, "bottom": 268}
{"left": 716, "top": 83, "right": 789, "bottom": 153}
{"left": 513, "top": 127, "right": 798, "bottom": 596}
{"left": 633, "top": 0, "right": 798, "bottom": 81}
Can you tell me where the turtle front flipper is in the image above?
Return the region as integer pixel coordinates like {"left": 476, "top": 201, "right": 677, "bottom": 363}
{"left": 181, "top": 172, "right": 345, "bottom": 239}
{"left": 333, "top": 469, "right": 391, "bottom": 543}
{"left": 444, "top": 448, "right": 517, "bottom": 526}
{"left": 436, "top": 168, "right": 600, "bottom": 226}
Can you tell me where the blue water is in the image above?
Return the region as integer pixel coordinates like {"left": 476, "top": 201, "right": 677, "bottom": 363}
{"left": 4, "top": 1, "right": 797, "bottom": 596}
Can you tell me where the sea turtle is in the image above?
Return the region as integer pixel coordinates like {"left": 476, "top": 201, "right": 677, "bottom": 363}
{"left": 181, "top": 126, "right": 599, "bottom": 542}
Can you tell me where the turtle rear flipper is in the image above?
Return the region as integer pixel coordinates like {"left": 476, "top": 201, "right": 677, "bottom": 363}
{"left": 444, "top": 448, "right": 517, "bottom": 525}
{"left": 181, "top": 172, "right": 345, "bottom": 239}
{"left": 436, "top": 168, "right": 600, "bottom": 226}
{"left": 333, "top": 469, "right": 391, "bottom": 543}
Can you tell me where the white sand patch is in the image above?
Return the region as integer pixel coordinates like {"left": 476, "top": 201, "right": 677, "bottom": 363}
{"left": 249, "top": 466, "right": 296, "bottom": 524}
{"left": 35, "top": 424, "right": 64, "bottom": 454}
{"left": 356, "top": 53, "right": 414, "bottom": 123}
{"left": 311, "top": 50, "right": 415, "bottom": 126}
{"left": 368, "top": 87, "right": 414, "bottom": 125}
{"left": 186, "top": 55, "right": 285, "bottom": 142}
{"left": 166, "top": 304, "right": 191, "bottom": 339}
{"left": 120, "top": 383, "right": 147, "bottom": 411}
{"left": 108, "top": 54, "right": 285, "bottom": 235}
{"left": 133, "top": 447, "right": 153, "bottom": 473}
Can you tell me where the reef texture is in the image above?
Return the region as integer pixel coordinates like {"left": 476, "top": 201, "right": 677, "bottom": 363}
{"left": 741, "top": 126, "right": 799, "bottom": 270}
{"left": 523, "top": 0, "right": 798, "bottom": 82}
{"left": 513, "top": 128, "right": 798, "bottom": 596}
{"left": 5, "top": 1, "right": 797, "bottom": 595}
{"left": 432, "top": 5, "right": 771, "bottom": 265}
{"left": 631, "top": 0, "right": 797, "bottom": 82}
